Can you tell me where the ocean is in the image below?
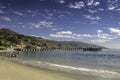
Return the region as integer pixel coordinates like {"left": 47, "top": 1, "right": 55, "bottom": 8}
{"left": 7, "top": 49, "right": 120, "bottom": 79}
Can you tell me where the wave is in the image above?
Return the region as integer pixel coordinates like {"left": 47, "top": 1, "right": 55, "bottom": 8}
{"left": 22, "top": 60, "right": 120, "bottom": 78}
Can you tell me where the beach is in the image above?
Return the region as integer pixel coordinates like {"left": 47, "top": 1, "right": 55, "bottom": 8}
{"left": 0, "top": 58, "right": 119, "bottom": 80}
{"left": 0, "top": 59, "right": 81, "bottom": 80}
{"left": 0, "top": 49, "right": 120, "bottom": 80}
{"left": 0, "top": 59, "right": 76, "bottom": 80}
{"left": 0, "top": 58, "right": 109, "bottom": 80}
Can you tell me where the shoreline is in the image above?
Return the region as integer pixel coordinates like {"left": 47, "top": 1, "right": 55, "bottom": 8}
{"left": 0, "top": 52, "right": 120, "bottom": 80}
{"left": 0, "top": 57, "right": 78, "bottom": 80}
{"left": 0, "top": 56, "right": 107, "bottom": 80}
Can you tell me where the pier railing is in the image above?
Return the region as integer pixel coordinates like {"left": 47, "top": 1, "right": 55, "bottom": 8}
{"left": 15, "top": 48, "right": 102, "bottom": 52}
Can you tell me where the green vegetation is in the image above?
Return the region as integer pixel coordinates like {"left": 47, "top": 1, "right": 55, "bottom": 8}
{"left": 0, "top": 28, "right": 104, "bottom": 49}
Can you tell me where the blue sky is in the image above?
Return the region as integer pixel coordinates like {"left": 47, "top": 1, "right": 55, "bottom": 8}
{"left": 0, "top": 0, "right": 120, "bottom": 49}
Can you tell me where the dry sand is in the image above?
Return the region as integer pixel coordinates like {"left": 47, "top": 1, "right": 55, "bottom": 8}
{"left": 0, "top": 59, "right": 76, "bottom": 80}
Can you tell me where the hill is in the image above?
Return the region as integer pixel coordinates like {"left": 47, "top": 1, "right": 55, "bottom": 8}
{"left": 0, "top": 28, "right": 104, "bottom": 49}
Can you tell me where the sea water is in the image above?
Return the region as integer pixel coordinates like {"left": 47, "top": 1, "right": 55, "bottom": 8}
{"left": 17, "top": 49, "right": 120, "bottom": 79}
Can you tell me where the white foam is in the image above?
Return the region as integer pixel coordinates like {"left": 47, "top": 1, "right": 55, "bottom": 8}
{"left": 45, "top": 62, "right": 120, "bottom": 78}
{"left": 23, "top": 60, "right": 120, "bottom": 78}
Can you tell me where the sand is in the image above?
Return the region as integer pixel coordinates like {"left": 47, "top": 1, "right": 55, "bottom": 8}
{"left": 0, "top": 58, "right": 119, "bottom": 80}
{"left": 0, "top": 59, "right": 76, "bottom": 80}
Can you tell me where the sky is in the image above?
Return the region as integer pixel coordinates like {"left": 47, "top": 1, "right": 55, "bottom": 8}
{"left": 0, "top": 0, "right": 120, "bottom": 49}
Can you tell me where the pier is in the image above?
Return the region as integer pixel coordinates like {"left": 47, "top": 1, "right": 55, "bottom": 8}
{"left": 14, "top": 47, "right": 102, "bottom": 52}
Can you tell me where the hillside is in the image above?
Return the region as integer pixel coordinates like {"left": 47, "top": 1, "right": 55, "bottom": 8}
{"left": 0, "top": 28, "right": 104, "bottom": 49}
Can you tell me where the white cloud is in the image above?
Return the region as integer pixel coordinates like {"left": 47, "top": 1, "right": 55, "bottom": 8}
{"left": 83, "top": 15, "right": 101, "bottom": 20}
{"left": 50, "top": 34, "right": 75, "bottom": 38}
{"left": 50, "top": 31, "right": 75, "bottom": 39}
{"left": 30, "top": 35, "right": 48, "bottom": 39}
{"left": 50, "top": 28, "right": 118, "bottom": 43}
{"left": 35, "top": 21, "right": 55, "bottom": 28}
{"left": 107, "top": 0, "right": 119, "bottom": 11}
{"left": 27, "top": 9, "right": 32, "bottom": 13}
{"left": 115, "top": 8, "right": 120, "bottom": 11}
{"left": 51, "top": 28, "right": 57, "bottom": 31}
{"left": 97, "top": 30, "right": 103, "bottom": 33}
{"left": 14, "top": 11, "right": 23, "bottom": 16}
{"left": 30, "top": 35, "right": 40, "bottom": 37}
{"left": 98, "top": 8, "right": 104, "bottom": 11}
{"left": 56, "top": 31, "right": 72, "bottom": 35}
{"left": 49, "top": 31, "right": 93, "bottom": 40}
{"left": 81, "top": 34, "right": 93, "bottom": 38}
{"left": 88, "top": 9, "right": 97, "bottom": 13}
{"left": 91, "top": 33, "right": 115, "bottom": 43}
{"left": 108, "top": 27, "right": 120, "bottom": 36}
{"left": 1, "top": 16, "right": 11, "bottom": 22}
{"left": 87, "top": 0, "right": 100, "bottom": 6}
{"left": 97, "top": 33, "right": 113, "bottom": 39}
{"left": 41, "top": 36, "right": 48, "bottom": 39}
{"left": 90, "top": 21, "right": 98, "bottom": 24}
{"left": 92, "top": 39, "right": 111, "bottom": 43}
{"left": 92, "top": 28, "right": 119, "bottom": 43}
{"left": 87, "top": 0, "right": 94, "bottom": 6}
{"left": 49, "top": 27, "right": 120, "bottom": 43}
{"left": 68, "top": 1, "right": 85, "bottom": 9}
{"left": 108, "top": 6, "right": 116, "bottom": 10}
{"left": 57, "top": 0, "right": 65, "bottom": 4}
{"left": 94, "top": 2, "right": 100, "bottom": 6}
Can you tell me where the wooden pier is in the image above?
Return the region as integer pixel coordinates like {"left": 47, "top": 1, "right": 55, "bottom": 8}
{"left": 14, "top": 47, "right": 102, "bottom": 52}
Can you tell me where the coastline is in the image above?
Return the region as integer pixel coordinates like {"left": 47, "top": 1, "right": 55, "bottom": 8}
{"left": 0, "top": 57, "right": 120, "bottom": 80}
{"left": 0, "top": 57, "right": 77, "bottom": 80}
{"left": 0, "top": 56, "right": 106, "bottom": 80}
{"left": 0, "top": 50, "right": 120, "bottom": 80}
